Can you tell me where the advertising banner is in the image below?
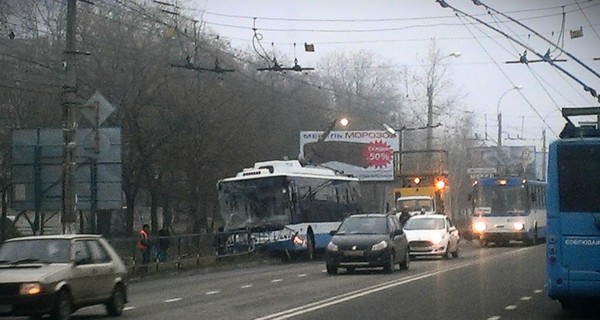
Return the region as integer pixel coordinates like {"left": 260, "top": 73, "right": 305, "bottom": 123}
{"left": 299, "top": 130, "right": 399, "bottom": 181}
{"left": 468, "top": 146, "right": 537, "bottom": 180}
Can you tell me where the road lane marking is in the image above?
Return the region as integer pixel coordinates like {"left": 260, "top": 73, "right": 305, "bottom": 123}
{"left": 533, "top": 289, "right": 542, "bottom": 294}
{"left": 520, "top": 296, "right": 532, "bottom": 301}
{"left": 242, "top": 284, "right": 253, "bottom": 288}
{"left": 124, "top": 306, "right": 136, "bottom": 311}
{"left": 164, "top": 298, "right": 183, "bottom": 303}
{"left": 255, "top": 247, "right": 532, "bottom": 320}
{"left": 206, "top": 291, "right": 221, "bottom": 295}
{"left": 298, "top": 274, "right": 307, "bottom": 277}
{"left": 505, "top": 305, "right": 517, "bottom": 310}
{"left": 486, "top": 317, "right": 501, "bottom": 320}
{"left": 271, "top": 279, "right": 283, "bottom": 283}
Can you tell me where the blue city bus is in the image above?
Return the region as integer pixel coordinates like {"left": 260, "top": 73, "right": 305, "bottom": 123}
{"left": 546, "top": 107, "right": 600, "bottom": 309}
{"left": 214, "top": 160, "right": 362, "bottom": 259}
{"left": 470, "top": 177, "right": 547, "bottom": 247}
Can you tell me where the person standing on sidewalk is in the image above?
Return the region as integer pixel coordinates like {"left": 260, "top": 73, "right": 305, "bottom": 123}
{"left": 137, "top": 224, "right": 151, "bottom": 272}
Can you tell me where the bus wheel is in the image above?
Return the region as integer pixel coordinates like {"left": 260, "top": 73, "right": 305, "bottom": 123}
{"left": 305, "top": 232, "right": 315, "bottom": 260}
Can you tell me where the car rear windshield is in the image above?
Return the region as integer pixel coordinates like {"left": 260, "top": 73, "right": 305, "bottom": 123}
{"left": 337, "top": 216, "right": 388, "bottom": 234}
{"left": 0, "top": 239, "right": 71, "bottom": 264}
{"left": 403, "top": 218, "right": 444, "bottom": 230}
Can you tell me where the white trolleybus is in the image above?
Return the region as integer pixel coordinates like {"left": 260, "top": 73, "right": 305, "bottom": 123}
{"left": 215, "top": 160, "right": 362, "bottom": 259}
{"left": 470, "top": 177, "right": 547, "bottom": 247}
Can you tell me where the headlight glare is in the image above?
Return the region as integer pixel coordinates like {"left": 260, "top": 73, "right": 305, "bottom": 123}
{"left": 473, "top": 222, "right": 486, "bottom": 233}
{"left": 20, "top": 283, "right": 42, "bottom": 295}
{"left": 371, "top": 240, "right": 388, "bottom": 251}
{"left": 513, "top": 222, "right": 525, "bottom": 231}
{"left": 327, "top": 241, "right": 338, "bottom": 252}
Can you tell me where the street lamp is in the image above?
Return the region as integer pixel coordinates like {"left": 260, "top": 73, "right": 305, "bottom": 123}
{"left": 497, "top": 85, "right": 523, "bottom": 147}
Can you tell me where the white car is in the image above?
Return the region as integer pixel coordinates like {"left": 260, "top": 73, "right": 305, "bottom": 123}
{"left": 403, "top": 214, "right": 460, "bottom": 259}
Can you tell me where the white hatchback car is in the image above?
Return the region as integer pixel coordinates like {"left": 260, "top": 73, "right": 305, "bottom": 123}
{"left": 403, "top": 214, "right": 460, "bottom": 259}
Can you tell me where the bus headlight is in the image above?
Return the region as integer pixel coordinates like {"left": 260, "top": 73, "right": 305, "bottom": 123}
{"left": 513, "top": 222, "right": 525, "bottom": 231}
{"left": 473, "top": 222, "right": 487, "bottom": 233}
{"left": 327, "top": 242, "right": 339, "bottom": 252}
{"left": 371, "top": 240, "right": 388, "bottom": 251}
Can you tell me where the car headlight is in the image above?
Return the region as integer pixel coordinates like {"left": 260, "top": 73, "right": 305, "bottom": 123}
{"left": 473, "top": 222, "right": 486, "bottom": 233}
{"left": 513, "top": 222, "right": 525, "bottom": 231}
{"left": 371, "top": 240, "right": 388, "bottom": 251}
{"left": 431, "top": 234, "right": 443, "bottom": 245}
{"left": 327, "top": 241, "right": 339, "bottom": 252}
{"left": 20, "top": 283, "right": 42, "bottom": 295}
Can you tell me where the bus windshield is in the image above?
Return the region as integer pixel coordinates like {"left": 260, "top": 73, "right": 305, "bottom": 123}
{"left": 218, "top": 177, "right": 290, "bottom": 230}
{"left": 474, "top": 185, "right": 528, "bottom": 216}
{"left": 396, "top": 199, "right": 433, "bottom": 213}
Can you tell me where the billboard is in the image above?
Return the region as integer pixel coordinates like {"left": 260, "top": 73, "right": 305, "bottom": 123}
{"left": 468, "top": 146, "right": 537, "bottom": 180}
{"left": 11, "top": 128, "right": 123, "bottom": 211}
{"left": 299, "top": 130, "right": 399, "bottom": 181}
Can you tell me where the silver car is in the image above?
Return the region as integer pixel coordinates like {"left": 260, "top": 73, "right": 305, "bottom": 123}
{"left": 0, "top": 234, "right": 128, "bottom": 320}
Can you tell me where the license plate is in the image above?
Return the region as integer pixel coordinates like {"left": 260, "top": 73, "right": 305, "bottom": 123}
{"left": 344, "top": 250, "right": 364, "bottom": 256}
{"left": 0, "top": 305, "right": 12, "bottom": 313}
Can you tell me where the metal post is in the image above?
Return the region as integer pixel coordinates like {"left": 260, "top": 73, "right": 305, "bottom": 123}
{"left": 62, "top": 0, "right": 78, "bottom": 231}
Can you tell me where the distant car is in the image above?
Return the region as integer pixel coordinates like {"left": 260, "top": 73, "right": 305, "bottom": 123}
{"left": 325, "top": 213, "right": 410, "bottom": 274}
{"left": 0, "top": 234, "right": 128, "bottom": 320}
{"left": 403, "top": 214, "right": 460, "bottom": 259}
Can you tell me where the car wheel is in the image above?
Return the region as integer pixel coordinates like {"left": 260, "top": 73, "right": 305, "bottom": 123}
{"left": 326, "top": 264, "right": 338, "bottom": 275}
{"left": 51, "top": 289, "right": 72, "bottom": 320}
{"left": 451, "top": 246, "right": 459, "bottom": 258}
{"left": 443, "top": 245, "right": 452, "bottom": 260}
{"left": 106, "top": 284, "right": 126, "bottom": 317}
{"left": 383, "top": 251, "right": 395, "bottom": 273}
{"left": 399, "top": 247, "right": 410, "bottom": 270}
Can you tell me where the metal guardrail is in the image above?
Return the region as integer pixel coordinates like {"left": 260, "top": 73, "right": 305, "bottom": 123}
{"left": 106, "top": 233, "right": 215, "bottom": 273}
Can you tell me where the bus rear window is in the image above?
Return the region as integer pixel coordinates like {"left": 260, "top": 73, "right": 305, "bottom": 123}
{"left": 557, "top": 144, "right": 600, "bottom": 212}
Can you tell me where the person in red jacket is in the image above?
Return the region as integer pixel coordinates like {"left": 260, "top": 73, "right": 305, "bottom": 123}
{"left": 137, "top": 224, "right": 151, "bottom": 272}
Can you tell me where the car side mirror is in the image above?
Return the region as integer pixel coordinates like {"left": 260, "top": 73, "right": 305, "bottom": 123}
{"left": 329, "top": 230, "right": 337, "bottom": 236}
{"left": 393, "top": 229, "right": 403, "bottom": 237}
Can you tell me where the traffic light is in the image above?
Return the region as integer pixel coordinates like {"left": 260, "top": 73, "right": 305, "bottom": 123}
{"left": 434, "top": 177, "right": 447, "bottom": 190}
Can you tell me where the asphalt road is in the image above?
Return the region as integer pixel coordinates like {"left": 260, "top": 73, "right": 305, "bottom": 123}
{"left": 17, "top": 241, "right": 596, "bottom": 320}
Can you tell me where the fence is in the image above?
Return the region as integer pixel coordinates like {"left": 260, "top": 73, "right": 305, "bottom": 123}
{"left": 107, "top": 232, "right": 216, "bottom": 273}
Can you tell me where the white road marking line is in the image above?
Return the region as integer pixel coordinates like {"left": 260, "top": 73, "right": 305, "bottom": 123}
{"left": 505, "top": 305, "right": 517, "bottom": 310}
{"left": 255, "top": 248, "right": 533, "bottom": 320}
{"left": 520, "top": 296, "right": 532, "bottom": 301}
{"left": 124, "top": 306, "right": 136, "bottom": 311}
{"left": 298, "top": 274, "right": 307, "bottom": 277}
{"left": 534, "top": 289, "right": 543, "bottom": 294}
{"left": 164, "top": 298, "right": 183, "bottom": 303}
{"left": 486, "top": 316, "right": 501, "bottom": 320}
{"left": 271, "top": 279, "right": 283, "bottom": 283}
{"left": 242, "top": 284, "right": 253, "bottom": 288}
{"left": 206, "top": 291, "right": 221, "bottom": 295}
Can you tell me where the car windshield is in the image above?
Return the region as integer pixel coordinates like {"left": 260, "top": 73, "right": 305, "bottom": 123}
{"left": 337, "top": 216, "right": 387, "bottom": 234}
{"left": 403, "top": 218, "right": 445, "bottom": 230}
{"left": 0, "top": 239, "right": 71, "bottom": 264}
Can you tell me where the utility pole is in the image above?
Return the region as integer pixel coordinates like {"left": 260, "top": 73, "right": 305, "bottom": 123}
{"left": 426, "top": 84, "right": 434, "bottom": 150}
{"left": 542, "top": 128, "right": 547, "bottom": 181}
{"left": 62, "top": 0, "right": 78, "bottom": 233}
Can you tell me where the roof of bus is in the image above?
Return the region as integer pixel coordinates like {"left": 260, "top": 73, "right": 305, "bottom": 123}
{"left": 218, "top": 160, "right": 359, "bottom": 183}
{"left": 475, "top": 177, "right": 546, "bottom": 186}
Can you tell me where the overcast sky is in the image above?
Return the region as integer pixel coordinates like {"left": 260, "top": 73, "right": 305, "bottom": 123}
{"left": 185, "top": 0, "right": 599, "bottom": 150}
